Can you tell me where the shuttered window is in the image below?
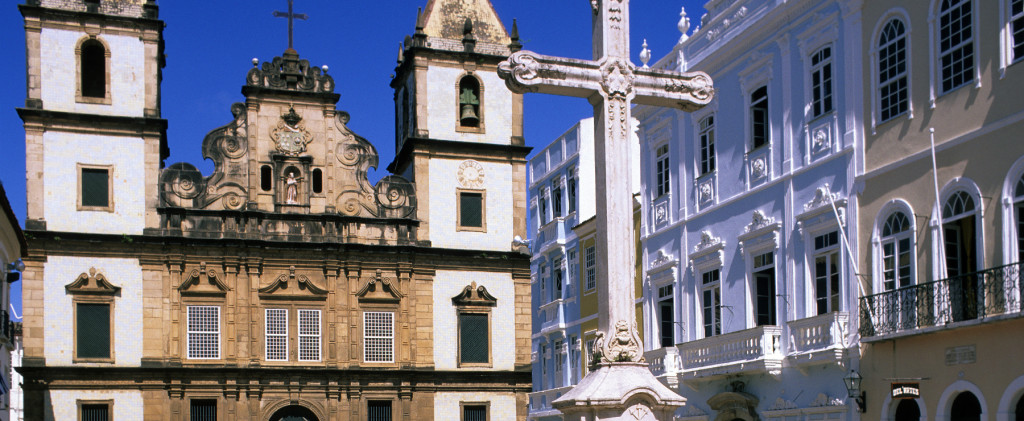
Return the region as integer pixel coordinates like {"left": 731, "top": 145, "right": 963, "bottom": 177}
{"left": 187, "top": 306, "right": 220, "bottom": 359}
{"left": 265, "top": 309, "right": 288, "bottom": 361}
{"left": 459, "top": 313, "right": 489, "bottom": 364}
{"left": 364, "top": 312, "right": 394, "bottom": 363}
{"left": 77, "top": 303, "right": 110, "bottom": 359}
{"left": 298, "top": 309, "right": 321, "bottom": 361}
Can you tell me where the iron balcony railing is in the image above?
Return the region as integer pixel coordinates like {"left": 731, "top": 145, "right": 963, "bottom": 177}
{"left": 860, "top": 263, "right": 1022, "bottom": 337}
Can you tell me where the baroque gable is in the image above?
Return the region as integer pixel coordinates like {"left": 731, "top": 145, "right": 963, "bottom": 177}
{"left": 178, "top": 262, "right": 230, "bottom": 296}
{"left": 451, "top": 281, "right": 498, "bottom": 307}
{"left": 355, "top": 270, "right": 404, "bottom": 303}
{"left": 65, "top": 267, "right": 121, "bottom": 295}
{"left": 258, "top": 266, "right": 328, "bottom": 300}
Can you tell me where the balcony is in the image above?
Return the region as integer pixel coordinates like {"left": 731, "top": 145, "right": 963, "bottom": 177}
{"left": 535, "top": 217, "right": 570, "bottom": 253}
{"left": 646, "top": 346, "right": 682, "bottom": 388}
{"left": 528, "top": 385, "right": 573, "bottom": 419}
{"left": 538, "top": 299, "right": 566, "bottom": 335}
{"left": 677, "top": 325, "right": 782, "bottom": 380}
{"left": 787, "top": 311, "right": 848, "bottom": 366}
{"left": 860, "top": 263, "right": 1022, "bottom": 340}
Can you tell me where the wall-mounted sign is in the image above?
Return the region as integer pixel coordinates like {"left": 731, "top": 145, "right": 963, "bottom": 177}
{"left": 891, "top": 383, "right": 921, "bottom": 399}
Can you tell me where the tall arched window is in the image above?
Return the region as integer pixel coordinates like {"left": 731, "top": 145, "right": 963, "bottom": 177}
{"left": 80, "top": 39, "right": 106, "bottom": 99}
{"left": 938, "top": 0, "right": 975, "bottom": 93}
{"left": 878, "top": 18, "right": 909, "bottom": 122}
{"left": 950, "top": 391, "right": 982, "bottom": 421}
{"left": 881, "top": 211, "right": 914, "bottom": 290}
{"left": 943, "top": 190, "right": 978, "bottom": 277}
{"left": 458, "top": 76, "right": 481, "bottom": 129}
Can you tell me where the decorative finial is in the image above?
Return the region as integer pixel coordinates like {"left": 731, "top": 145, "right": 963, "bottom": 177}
{"left": 397, "top": 42, "right": 405, "bottom": 63}
{"left": 321, "top": 64, "right": 328, "bottom": 73}
{"left": 415, "top": 7, "right": 425, "bottom": 34}
{"left": 252, "top": 58, "right": 259, "bottom": 67}
{"left": 509, "top": 18, "right": 523, "bottom": 52}
{"left": 639, "top": 39, "right": 651, "bottom": 69}
{"left": 462, "top": 18, "right": 477, "bottom": 53}
{"left": 678, "top": 7, "right": 691, "bottom": 44}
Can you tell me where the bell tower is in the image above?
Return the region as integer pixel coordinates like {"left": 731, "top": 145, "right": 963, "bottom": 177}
{"left": 389, "top": 0, "right": 528, "bottom": 251}
{"left": 19, "top": 0, "right": 167, "bottom": 234}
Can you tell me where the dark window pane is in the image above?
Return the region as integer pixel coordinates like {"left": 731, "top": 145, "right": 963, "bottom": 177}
{"left": 659, "top": 301, "right": 673, "bottom": 347}
{"left": 755, "top": 268, "right": 775, "bottom": 326}
{"left": 460, "top": 313, "right": 488, "bottom": 363}
{"left": 191, "top": 399, "right": 217, "bottom": 421}
{"left": 81, "top": 404, "right": 109, "bottom": 421}
{"left": 81, "top": 40, "right": 105, "bottom": 98}
{"left": 77, "top": 303, "right": 110, "bottom": 359}
{"left": 312, "top": 169, "right": 323, "bottom": 194}
{"left": 460, "top": 192, "right": 483, "bottom": 228}
{"left": 260, "top": 166, "right": 273, "bottom": 192}
{"left": 81, "top": 168, "right": 109, "bottom": 208}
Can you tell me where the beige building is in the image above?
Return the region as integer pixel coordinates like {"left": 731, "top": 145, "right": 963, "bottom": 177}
{"left": 855, "top": 0, "right": 1024, "bottom": 420}
{"left": 17, "top": 0, "right": 530, "bottom": 420}
{"left": 0, "top": 182, "right": 25, "bottom": 421}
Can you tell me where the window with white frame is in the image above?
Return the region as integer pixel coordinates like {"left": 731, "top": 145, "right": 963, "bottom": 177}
{"left": 657, "top": 284, "right": 674, "bottom": 347}
{"left": 881, "top": 212, "right": 914, "bottom": 290}
{"left": 810, "top": 46, "right": 834, "bottom": 118}
{"left": 539, "top": 263, "right": 547, "bottom": 301}
{"left": 753, "top": 252, "right": 776, "bottom": 326}
{"left": 265, "top": 308, "right": 288, "bottom": 361}
{"left": 584, "top": 337, "right": 595, "bottom": 371}
{"left": 569, "top": 335, "right": 579, "bottom": 380}
{"left": 1013, "top": 0, "right": 1024, "bottom": 63}
{"left": 554, "top": 339, "right": 565, "bottom": 381}
{"left": 938, "top": 0, "right": 974, "bottom": 93}
{"left": 539, "top": 190, "right": 549, "bottom": 225}
{"left": 813, "top": 231, "right": 841, "bottom": 315}
{"left": 568, "top": 249, "right": 578, "bottom": 293}
{"left": 1015, "top": 173, "right": 1024, "bottom": 262}
{"left": 699, "top": 115, "right": 716, "bottom": 176}
{"left": 540, "top": 343, "right": 548, "bottom": 387}
{"left": 553, "top": 257, "right": 563, "bottom": 299}
{"left": 553, "top": 182, "right": 563, "bottom": 218}
{"left": 187, "top": 305, "right": 220, "bottom": 359}
{"left": 567, "top": 169, "right": 578, "bottom": 213}
{"left": 942, "top": 190, "right": 978, "bottom": 277}
{"left": 655, "top": 144, "right": 670, "bottom": 197}
{"left": 584, "top": 245, "right": 597, "bottom": 291}
{"left": 879, "top": 18, "right": 909, "bottom": 122}
{"left": 363, "top": 311, "right": 394, "bottom": 363}
{"left": 750, "top": 87, "right": 769, "bottom": 149}
{"left": 701, "top": 269, "right": 722, "bottom": 337}
{"left": 298, "top": 309, "right": 321, "bottom": 361}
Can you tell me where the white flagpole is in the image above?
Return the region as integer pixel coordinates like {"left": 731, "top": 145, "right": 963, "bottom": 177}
{"left": 930, "top": 128, "right": 947, "bottom": 278}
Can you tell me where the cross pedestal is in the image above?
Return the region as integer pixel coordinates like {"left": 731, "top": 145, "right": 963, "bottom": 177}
{"left": 499, "top": 1, "right": 714, "bottom": 420}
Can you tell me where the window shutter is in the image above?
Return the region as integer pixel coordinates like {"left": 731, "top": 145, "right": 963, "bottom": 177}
{"left": 460, "top": 313, "right": 488, "bottom": 363}
{"left": 77, "top": 303, "right": 110, "bottom": 359}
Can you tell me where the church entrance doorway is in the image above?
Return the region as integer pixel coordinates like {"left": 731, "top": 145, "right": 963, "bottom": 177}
{"left": 269, "top": 405, "right": 319, "bottom": 421}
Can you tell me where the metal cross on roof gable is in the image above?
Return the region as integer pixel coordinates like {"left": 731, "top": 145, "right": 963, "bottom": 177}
{"left": 273, "top": 0, "right": 308, "bottom": 50}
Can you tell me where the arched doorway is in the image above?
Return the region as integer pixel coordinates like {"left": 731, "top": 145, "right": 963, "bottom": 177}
{"left": 894, "top": 399, "right": 920, "bottom": 421}
{"left": 950, "top": 391, "right": 982, "bottom": 421}
{"left": 269, "top": 405, "right": 319, "bottom": 421}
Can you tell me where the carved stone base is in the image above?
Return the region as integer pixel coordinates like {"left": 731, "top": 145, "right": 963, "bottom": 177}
{"left": 553, "top": 362, "right": 686, "bottom": 420}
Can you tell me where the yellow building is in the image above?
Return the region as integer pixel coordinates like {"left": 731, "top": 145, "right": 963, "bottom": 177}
{"left": 856, "top": 0, "right": 1024, "bottom": 419}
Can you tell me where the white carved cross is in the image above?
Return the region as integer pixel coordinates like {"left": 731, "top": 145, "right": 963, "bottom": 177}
{"left": 499, "top": 0, "right": 713, "bottom": 365}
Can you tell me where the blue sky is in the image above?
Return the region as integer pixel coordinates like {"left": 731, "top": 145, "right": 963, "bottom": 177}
{"left": 0, "top": 0, "right": 706, "bottom": 316}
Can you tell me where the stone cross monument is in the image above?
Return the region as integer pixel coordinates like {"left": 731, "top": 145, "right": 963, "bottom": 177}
{"left": 498, "top": 1, "right": 713, "bottom": 420}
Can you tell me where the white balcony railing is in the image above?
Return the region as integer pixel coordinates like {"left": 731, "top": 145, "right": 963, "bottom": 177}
{"left": 787, "top": 312, "right": 848, "bottom": 365}
{"left": 528, "top": 385, "right": 573, "bottom": 418}
{"left": 646, "top": 346, "right": 682, "bottom": 388}
{"left": 677, "top": 325, "right": 783, "bottom": 379}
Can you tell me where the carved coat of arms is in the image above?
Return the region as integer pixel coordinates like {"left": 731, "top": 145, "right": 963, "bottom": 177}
{"left": 271, "top": 107, "right": 313, "bottom": 156}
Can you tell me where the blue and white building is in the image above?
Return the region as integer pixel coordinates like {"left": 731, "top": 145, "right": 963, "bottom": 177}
{"left": 634, "top": 0, "right": 866, "bottom": 419}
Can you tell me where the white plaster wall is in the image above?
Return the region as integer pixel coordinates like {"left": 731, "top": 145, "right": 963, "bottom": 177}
{"left": 433, "top": 270, "right": 515, "bottom": 370}
{"left": 40, "top": 28, "right": 146, "bottom": 117}
{"left": 43, "top": 131, "right": 146, "bottom": 234}
{"left": 46, "top": 390, "right": 143, "bottom": 421}
{"left": 425, "top": 67, "right": 514, "bottom": 144}
{"left": 429, "top": 158, "right": 512, "bottom": 251}
{"left": 43, "top": 256, "right": 143, "bottom": 366}
{"left": 434, "top": 392, "right": 517, "bottom": 421}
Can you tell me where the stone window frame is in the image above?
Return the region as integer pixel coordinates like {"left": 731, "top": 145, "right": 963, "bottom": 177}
{"left": 259, "top": 306, "right": 324, "bottom": 363}
{"left": 78, "top": 399, "right": 113, "bottom": 421}
{"left": 455, "top": 72, "right": 486, "bottom": 134}
{"left": 809, "top": 45, "right": 835, "bottom": 120}
{"left": 264, "top": 308, "right": 289, "bottom": 362}
{"left": 187, "top": 396, "right": 220, "bottom": 421}
{"left": 452, "top": 282, "right": 498, "bottom": 368}
{"left": 929, "top": 0, "right": 981, "bottom": 105}
{"left": 297, "top": 309, "right": 322, "bottom": 362}
{"left": 362, "top": 310, "right": 395, "bottom": 364}
{"left": 460, "top": 401, "right": 491, "bottom": 421}
{"left": 690, "top": 232, "right": 725, "bottom": 339}
{"left": 456, "top": 188, "right": 487, "bottom": 232}
{"left": 77, "top": 163, "right": 115, "bottom": 212}
{"left": 72, "top": 297, "right": 116, "bottom": 363}
{"left": 366, "top": 399, "right": 394, "bottom": 420}
{"left": 654, "top": 142, "right": 671, "bottom": 198}
{"left": 74, "top": 35, "right": 112, "bottom": 105}
{"left": 871, "top": 11, "right": 915, "bottom": 131}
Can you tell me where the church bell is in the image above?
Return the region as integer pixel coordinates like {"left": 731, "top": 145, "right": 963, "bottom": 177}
{"left": 460, "top": 103, "right": 480, "bottom": 126}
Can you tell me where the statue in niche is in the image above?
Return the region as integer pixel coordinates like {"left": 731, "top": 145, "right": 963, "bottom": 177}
{"left": 284, "top": 171, "right": 303, "bottom": 204}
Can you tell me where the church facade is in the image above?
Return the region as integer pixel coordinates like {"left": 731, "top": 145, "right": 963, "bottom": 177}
{"left": 16, "top": 0, "right": 531, "bottom": 420}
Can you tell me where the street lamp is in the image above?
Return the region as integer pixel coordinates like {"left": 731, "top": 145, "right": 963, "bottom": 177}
{"left": 6, "top": 259, "right": 25, "bottom": 283}
{"left": 843, "top": 369, "right": 866, "bottom": 413}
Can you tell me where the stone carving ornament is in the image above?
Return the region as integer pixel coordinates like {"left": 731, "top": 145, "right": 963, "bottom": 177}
{"left": 271, "top": 107, "right": 313, "bottom": 156}
{"left": 591, "top": 319, "right": 644, "bottom": 369}
{"left": 247, "top": 53, "right": 335, "bottom": 93}
{"left": 160, "top": 103, "right": 249, "bottom": 211}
